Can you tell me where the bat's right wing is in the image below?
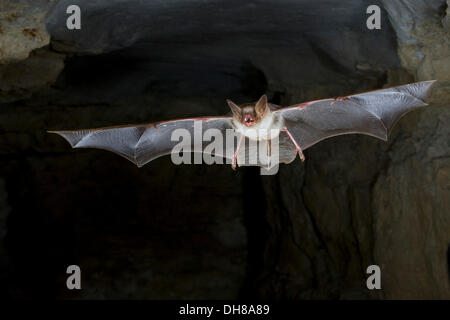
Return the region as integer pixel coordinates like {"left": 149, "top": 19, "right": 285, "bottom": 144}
{"left": 50, "top": 117, "right": 234, "bottom": 167}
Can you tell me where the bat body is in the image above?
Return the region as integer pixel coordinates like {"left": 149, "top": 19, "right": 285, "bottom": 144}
{"left": 229, "top": 98, "right": 284, "bottom": 141}
{"left": 50, "top": 81, "right": 435, "bottom": 169}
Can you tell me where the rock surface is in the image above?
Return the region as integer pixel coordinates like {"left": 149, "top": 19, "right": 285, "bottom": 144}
{"left": 0, "top": 0, "right": 448, "bottom": 299}
{"left": 0, "top": 0, "right": 55, "bottom": 64}
{"left": 375, "top": 0, "right": 450, "bottom": 299}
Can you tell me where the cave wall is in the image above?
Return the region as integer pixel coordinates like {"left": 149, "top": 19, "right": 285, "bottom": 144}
{"left": 0, "top": 0, "right": 449, "bottom": 299}
{"left": 254, "top": 0, "right": 450, "bottom": 299}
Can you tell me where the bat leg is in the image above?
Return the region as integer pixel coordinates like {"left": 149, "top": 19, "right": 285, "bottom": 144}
{"left": 267, "top": 139, "right": 271, "bottom": 169}
{"left": 232, "top": 134, "right": 244, "bottom": 170}
{"left": 283, "top": 127, "right": 305, "bottom": 162}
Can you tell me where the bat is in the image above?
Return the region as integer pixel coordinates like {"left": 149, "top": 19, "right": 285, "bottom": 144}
{"left": 49, "top": 81, "right": 435, "bottom": 170}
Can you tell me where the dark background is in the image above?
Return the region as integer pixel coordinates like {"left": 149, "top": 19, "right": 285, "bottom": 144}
{"left": 0, "top": 0, "right": 449, "bottom": 299}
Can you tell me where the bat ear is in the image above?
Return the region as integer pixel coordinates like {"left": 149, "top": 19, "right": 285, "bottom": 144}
{"left": 227, "top": 99, "right": 242, "bottom": 119}
{"left": 255, "top": 94, "right": 268, "bottom": 116}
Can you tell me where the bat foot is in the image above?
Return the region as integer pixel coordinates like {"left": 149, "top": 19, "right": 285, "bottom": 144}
{"left": 231, "top": 156, "right": 238, "bottom": 170}
{"left": 231, "top": 134, "right": 244, "bottom": 171}
{"left": 296, "top": 148, "right": 305, "bottom": 162}
{"left": 283, "top": 127, "right": 305, "bottom": 162}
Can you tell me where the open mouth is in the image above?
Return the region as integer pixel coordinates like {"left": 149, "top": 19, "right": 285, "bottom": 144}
{"left": 244, "top": 115, "right": 255, "bottom": 126}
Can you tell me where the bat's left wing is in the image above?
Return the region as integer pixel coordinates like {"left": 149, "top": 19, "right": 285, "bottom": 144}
{"left": 274, "top": 80, "right": 435, "bottom": 151}
{"left": 49, "top": 117, "right": 234, "bottom": 167}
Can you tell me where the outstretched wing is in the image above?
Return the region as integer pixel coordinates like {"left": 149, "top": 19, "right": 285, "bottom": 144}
{"left": 50, "top": 117, "right": 233, "bottom": 167}
{"left": 275, "top": 80, "right": 435, "bottom": 150}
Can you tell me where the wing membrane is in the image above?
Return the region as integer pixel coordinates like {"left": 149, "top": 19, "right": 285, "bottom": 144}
{"left": 276, "top": 80, "right": 435, "bottom": 150}
{"left": 50, "top": 118, "right": 233, "bottom": 167}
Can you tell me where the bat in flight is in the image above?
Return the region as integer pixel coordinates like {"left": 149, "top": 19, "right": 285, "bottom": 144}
{"left": 49, "top": 81, "right": 435, "bottom": 170}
